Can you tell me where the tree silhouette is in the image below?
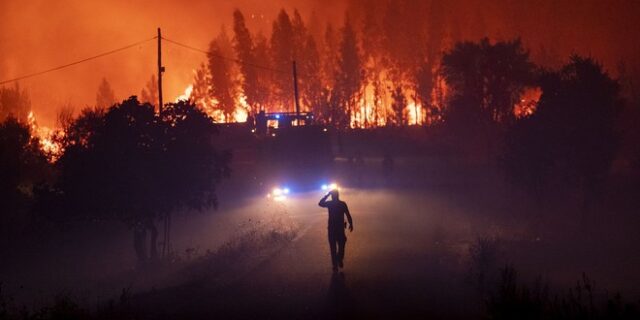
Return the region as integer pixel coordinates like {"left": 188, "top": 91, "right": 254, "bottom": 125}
{"left": 360, "top": 3, "right": 384, "bottom": 126}
{"left": 440, "top": 38, "right": 535, "bottom": 158}
{"left": 51, "top": 97, "right": 229, "bottom": 263}
{"left": 208, "top": 28, "right": 238, "bottom": 121}
{"left": 318, "top": 23, "right": 339, "bottom": 124}
{"left": 270, "top": 9, "right": 295, "bottom": 112}
{"left": 54, "top": 99, "right": 156, "bottom": 260}
{"left": 233, "top": 9, "right": 260, "bottom": 112}
{"left": 300, "top": 34, "right": 323, "bottom": 119}
{"left": 0, "top": 84, "right": 31, "bottom": 121}
{"left": 96, "top": 77, "right": 116, "bottom": 110}
{"left": 505, "top": 56, "right": 621, "bottom": 205}
{"left": 140, "top": 74, "right": 158, "bottom": 108}
{"left": 157, "top": 100, "right": 231, "bottom": 213}
{"left": 442, "top": 38, "right": 534, "bottom": 126}
{"left": 381, "top": 0, "right": 425, "bottom": 85}
{"left": 0, "top": 116, "right": 48, "bottom": 214}
{"left": 291, "top": 10, "right": 306, "bottom": 58}
{"left": 190, "top": 63, "right": 211, "bottom": 109}
{"left": 335, "top": 15, "right": 362, "bottom": 128}
{"left": 253, "top": 33, "right": 273, "bottom": 111}
{"left": 416, "top": 61, "right": 434, "bottom": 124}
{"left": 290, "top": 10, "right": 323, "bottom": 119}
{"left": 391, "top": 86, "right": 407, "bottom": 126}
{"left": 322, "top": 23, "right": 338, "bottom": 90}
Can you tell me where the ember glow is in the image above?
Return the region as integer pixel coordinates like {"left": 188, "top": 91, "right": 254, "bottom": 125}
{"left": 514, "top": 87, "right": 543, "bottom": 118}
{"left": 175, "top": 83, "right": 249, "bottom": 123}
{"left": 27, "top": 111, "right": 64, "bottom": 161}
{"left": 175, "top": 85, "right": 193, "bottom": 103}
{"left": 176, "top": 81, "right": 428, "bottom": 127}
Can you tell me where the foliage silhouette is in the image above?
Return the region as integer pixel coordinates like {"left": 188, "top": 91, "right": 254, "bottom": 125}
{"left": 0, "top": 84, "right": 31, "bottom": 121}
{"left": 208, "top": 28, "right": 238, "bottom": 121}
{"left": 391, "top": 85, "right": 407, "bottom": 126}
{"left": 0, "top": 116, "right": 48, "bottom": 223}
{"left": 441, "top": 38, "right": 535, "bottom": 122}
{"left": 486, "top": 266, "right": 639, "bottom": 320}
{"left": 441, "top": 38, "right": 534, "bottom": 158}
{"left": 334, "top": 15, "right": 362, "bottom": 128}
{"left": 139, "top": 74, "right": 158, "bottom": 108}
{"left": 41, "top": 97, "right": 229, "bottom": 262}
{"left": 504, "top": 56, "right": 621, "bottom": 204}
{"left": 95, "top": 77, "right": 116, "bottom": 110}
{"left": 270, "top": 9, "right": 296, "bottom": 112}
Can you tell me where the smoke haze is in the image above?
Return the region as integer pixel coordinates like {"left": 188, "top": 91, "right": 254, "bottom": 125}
{"left": 1, "top": 0, "right": 638, "bottom": 126}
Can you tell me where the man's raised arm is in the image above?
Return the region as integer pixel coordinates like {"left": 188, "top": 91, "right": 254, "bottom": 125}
{"left": 318, "top": 193, "right": 330, "bottom": 207}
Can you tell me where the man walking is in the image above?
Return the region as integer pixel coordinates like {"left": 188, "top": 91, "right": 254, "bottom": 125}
{"left": 319, "top": 189, "right": 354, "bottom": 272}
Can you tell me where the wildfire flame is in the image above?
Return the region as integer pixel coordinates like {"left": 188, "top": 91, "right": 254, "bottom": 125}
{"left": 175, "top": 84, "right": 248, "bottom": 123}
{"left": 175, "top": 85, "right": 193, "bottom": 102}
{"left": 514, "top": 87, "right": 542, "bottom": 118}
{"left": 174, "top": 69, "right": 537, "bottom": 127}
{"left": 176, "top": 80, "right": 425, "bottom": 127}
{"left": 28, "top": 111, "right": 63, "bottom": 162}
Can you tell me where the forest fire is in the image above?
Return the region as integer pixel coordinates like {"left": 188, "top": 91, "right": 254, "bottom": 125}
{"left": 176, "top": 79, "right": 428, "bottom": 127}
{"left": 2, "top": 1, "right": 640, "bottom": 319}
{"left": 0, "top": 0, "right": 635, "bottom": 128}
{"left": 176, "top": 75, "right": 537, "bottom": 127}
{"left": 162, "top": 7, "right": 455, "bottom": 129}
{"left": 27, "top": 111, "right": 63, "bottom": 161}
{"left": 176, "top": 83, "right": 249, "bottom": 123}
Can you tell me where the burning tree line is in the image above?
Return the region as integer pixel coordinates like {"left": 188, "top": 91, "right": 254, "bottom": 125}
{"left": 171, "top": 6, "right": 550, "bottom": 128}
{"left": 171, "top": 8, "right": 437, "bottom": 127}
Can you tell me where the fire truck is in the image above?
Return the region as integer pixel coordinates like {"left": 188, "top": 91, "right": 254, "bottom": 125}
{"left": 214, "top": 110, "right": 333, "bottom": 195}
{"left": 254, "top": 111, "right": 332, "bottom": 190}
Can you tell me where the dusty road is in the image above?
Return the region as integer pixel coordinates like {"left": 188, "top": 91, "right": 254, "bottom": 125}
{"left": 134, "top": 188, "right": 484, "bottom": 319}
{"left": 5, "top": 178, "right": 639, "bottom": 318}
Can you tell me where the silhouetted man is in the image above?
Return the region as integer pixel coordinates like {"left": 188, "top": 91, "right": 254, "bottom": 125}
{"left": 319, "top": 189, "right": 353, "bottom": 272}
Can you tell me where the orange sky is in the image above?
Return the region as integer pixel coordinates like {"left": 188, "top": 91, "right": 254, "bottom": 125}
{"left": 1, "top": 0, "right": 638, "bottom": 127}
{"left": 0, "top": 0, "right": 343, "bottom": 126}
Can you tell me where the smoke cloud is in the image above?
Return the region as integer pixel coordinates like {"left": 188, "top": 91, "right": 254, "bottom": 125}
{"left": 0, "top": 0, "right": 638, "bottom": 126}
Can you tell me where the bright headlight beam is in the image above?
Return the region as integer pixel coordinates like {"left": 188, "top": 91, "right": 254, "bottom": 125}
{"left": 321, "top": 183, "right": 339, "bottom": 191}
{"left": 268, "top": 186, "right": 290, "bottom": 201}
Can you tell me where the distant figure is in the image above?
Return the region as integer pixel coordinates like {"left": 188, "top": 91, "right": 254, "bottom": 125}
{"left": 319, "top": 189, "right": 354, "bottom": 272}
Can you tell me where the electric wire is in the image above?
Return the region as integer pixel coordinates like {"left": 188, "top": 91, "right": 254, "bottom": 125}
{"left": 0, "top": 36, "right": 157, "bottom": 85}
{"left": 0, "top": 34, "right": 305, "bottom": 86}
{"left": 161, "top": 36, "right": 292, "bottom": 75}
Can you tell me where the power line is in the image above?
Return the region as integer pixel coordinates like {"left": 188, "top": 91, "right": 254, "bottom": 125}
{"left": 0, "top": 34, "right": 304, "bottom": 87}
{"left": 161, "top": 36, "right": 292, "bottom": 75}
{"left": 0, "top": 36, "right": 157, "bottom": 86}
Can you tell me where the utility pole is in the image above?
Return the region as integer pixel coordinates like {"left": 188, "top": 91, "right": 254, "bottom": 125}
{"left": 292, "top": 60, "right": 301, "bottom": 123}
{"left": 157, "top": 28, "right": 169, "bottom": 259}
{"left": 157, "top": 27, "right": 164, "bottom": 114}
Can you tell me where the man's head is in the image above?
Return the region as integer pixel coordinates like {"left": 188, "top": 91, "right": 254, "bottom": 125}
{"left": 330, "top": 189, "right": 339, "bottom": 200}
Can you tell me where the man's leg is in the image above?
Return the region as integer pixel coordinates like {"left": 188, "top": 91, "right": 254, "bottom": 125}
{"left": 337, "top": 234, "right": 347, "bottom": 268}
{"left": 328, "top": 232, "right": 338, "bottom": 271}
